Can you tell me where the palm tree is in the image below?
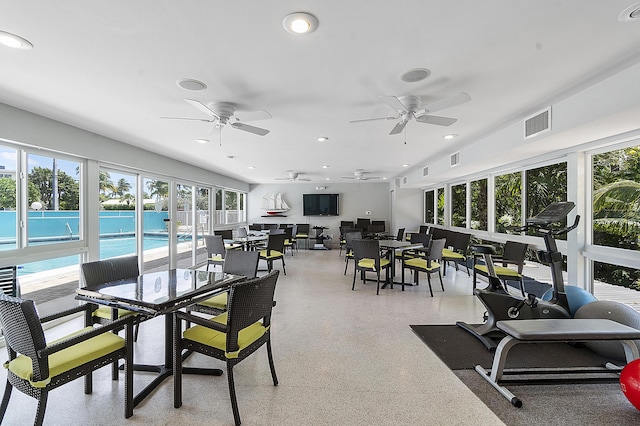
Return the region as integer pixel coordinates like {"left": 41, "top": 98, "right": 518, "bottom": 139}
{"left": 593, "top": 179, "right": 640, "bottom": 220}
{"left": 116, "top": 178, "right": 132, "bottom": 199}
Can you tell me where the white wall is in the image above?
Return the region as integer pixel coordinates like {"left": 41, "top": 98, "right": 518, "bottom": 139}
{"left": 391, "top": 187, "right": 424, "bottom": 234}
{"left": 0, "top": 102, "right": 249, "bottom": 191}
{"left": 247, "top": 182, "right": 391, "bottom": 248}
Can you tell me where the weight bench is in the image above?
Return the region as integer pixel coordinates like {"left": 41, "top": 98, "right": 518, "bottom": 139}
{"left": 475, "top": 319, "right": 640, "bottom": 407}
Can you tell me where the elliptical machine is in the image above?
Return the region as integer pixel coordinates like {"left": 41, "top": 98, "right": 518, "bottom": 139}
{"left": 456, "top": 201, "right": 580, "bottom": 350}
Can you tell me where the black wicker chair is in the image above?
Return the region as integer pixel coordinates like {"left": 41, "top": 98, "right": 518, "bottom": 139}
{"left": 0, "top": 294, "right": 134, "bottom": 425}
{"left": 259, "top": 233, "right": 286, "bottom": 275}
{"left": 473, "top": 241, "right": 528, "bottom": 296}
{"left": 295, "top": 224, "right": 310, "bottom": 249}
{"left": 343, "top": 230, "right": 362, "bottom": 275}
{"left": 173, "top": 271, "right": 280, "bottom": 426}
{"left": 0, "top": 266, "right": 18, "bottom": 296}
{"left": 187, "top": 249, "right": 260, "bottom": 316}
{"left": 401, "top": 238, "right": 446, "bottom": 296}
{"left": 205, "top": 235, "right": 226, "bottom": 271}
{"left": 351, "top": 239, "right": 391, "bottom": 295}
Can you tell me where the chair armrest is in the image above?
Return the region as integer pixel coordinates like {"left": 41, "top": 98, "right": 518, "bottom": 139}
{"left": 39, "top": 303, "right": 97, "bottom": 324}
{"left": 38, "top": 315, "right": 134, "bottom": 357}
{"left": 174, "top": 310, "right": 227, "bottom": 333}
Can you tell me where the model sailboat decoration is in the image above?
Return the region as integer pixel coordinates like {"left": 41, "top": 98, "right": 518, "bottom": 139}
{"left": 262, "top": 192, "right": 290, "bottom": 215}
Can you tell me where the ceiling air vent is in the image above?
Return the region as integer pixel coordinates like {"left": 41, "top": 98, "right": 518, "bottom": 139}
{"left": 423, "top": 166, "right": 429, "bottom": 177}
{"left": 524, "top": 107, "right": 551, "bottom": 139}
{"left": 402, "top": 176, "right": 408, "bottom": 185}
{"left": 450, "top": 152, "right": 460, "bottom": 167}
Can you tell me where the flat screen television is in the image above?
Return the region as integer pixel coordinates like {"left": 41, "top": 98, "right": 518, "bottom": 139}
{"left": 303, "top": 193, "right": 339, "bottom": 216}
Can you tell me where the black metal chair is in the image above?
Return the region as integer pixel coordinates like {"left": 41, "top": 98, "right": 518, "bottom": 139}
{"left": 295, "top": 224, "right": 310, "bottom": 249}
{"left": 0, "top": 294, "right": 134, "bottom": 425}
{"left": 173, "top": 271, "right": 280, "bottom": 426}
{"left": 351, "top": 239, "right": 391, "bottom": 295}
{"left": 187, "top": 250, "right": 260, "bottom": 317}
{"left": 401, "top": 238, "right": 446, "bottom": 296}
{"left": 441, "top": 231, "right": 471, "bottom": 276}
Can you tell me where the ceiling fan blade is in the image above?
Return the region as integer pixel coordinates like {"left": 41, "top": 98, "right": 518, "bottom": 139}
{"left": 380, "top": 96, "right": 408, "bottom": 113}
{"left": 415, "top": 115, "right": 458, "bottom": 126}
{"left": 231, "top": 122, "right": 270, "bottom": 136}
{"left": 418, "top": 92, "right": 471, "bottom": 114}
{"left": 161, "top": 116, "right": 215, "bottom": 122}
{"left": 390, "top": 119, "right": 409, "bottom": 135}
{"left": 235, "top": 110, "right": 272, "bottom": 122}
{"left": 341, "top": 176, "right": 356, "bottom": 179}
{"left": 349, "top": 116, "right": 398, "bottom": 123}
{"left": 184, "top": 99, "right": 221, "bottom": 119}
{"left": 298, "top": 178, "right": 312, "bottom": 181}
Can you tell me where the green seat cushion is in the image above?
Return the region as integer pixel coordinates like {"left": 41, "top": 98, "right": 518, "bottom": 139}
{"left": 93, "top": 306, "right": 137, "bottom": 320}
{"left": 295, "top": 234, "right": 308, "bottom": 238}
{"left": 442, "top": 249, "right": 464, "bottom": 259}
{"left": 404, "top": 258, "right": 441, "bottom": 271}
{"left": 475, "top": 264, "right": 521, "bottom": 277}
{"left": 208, "top": 254, "right": 224, "bottom": 262}
{"left": 357, "top": 258, "right": 391, "bottom": 271}
{"left": 6, "top": 327, "right": 125, "bottom": 388}
{"left": 198, "top": 292, "right": 228, "bottom": 310}
{"left": 183, "top": 315, "right": 267, "bottom": 359}
{"left": 259, "top": 249, "right": 283, "bottom": 259}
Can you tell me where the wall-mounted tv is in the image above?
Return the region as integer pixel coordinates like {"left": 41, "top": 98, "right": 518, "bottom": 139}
{"left": 303, "top": 193, "right": 340, "bottom": 216}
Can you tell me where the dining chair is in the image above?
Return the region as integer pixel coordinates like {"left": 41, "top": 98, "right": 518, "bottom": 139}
{"left": 394, "top": 228, "right": 405, "bottom": 242}
{"left": 187, "top": 249, "right": 260, "bottom": 317}
{"left": 395, "top": 232, "right": 430, "bottom": 264}
{"left": 282, "top": 226, "right": 295, "bottom": 256}
{"left": 259, "top": 233, "right": 286, "bottom": 275}
{"left": 173, "top": 271, "right": 280, "bottom": 426}
{"left": 441, "top": 232, "right": 471, "bottom": 276}
{"left": 473, "top": 241, "right": 528, "bottom": 296}
{"left": 80, "top": 256, "right": 142, "bottom": 346}
{"left": 0, "top": 266, "right": 19, "bottom": 296}
{"left": 343, "top": 230, "right": 363, "bottom": 275}
{"left": 351, "top": 239, "right": 391, "bottom": 295}
{"left": 401, "top": 238, "right": 446, "bottom": 296}
{"left": 204, "top": 235, "right": 226, "bottom": 271}
{"left": 0, "top": 294, "right": 134, "bottom": 425}
{"left": 295, "top": 224, "right": 310, "bottom": 249}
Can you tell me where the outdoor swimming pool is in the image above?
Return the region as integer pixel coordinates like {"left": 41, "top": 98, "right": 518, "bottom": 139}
{"left": 15, "top": 236, "right": 171, "bottom": 275}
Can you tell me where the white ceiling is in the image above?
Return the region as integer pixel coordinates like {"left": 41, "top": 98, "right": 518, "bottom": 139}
{"left": 2, "top": 1, "right": 640, "bottom": 187}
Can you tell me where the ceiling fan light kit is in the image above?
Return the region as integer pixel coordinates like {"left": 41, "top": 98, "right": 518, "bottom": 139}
{"left": 349, "top": 92, "right": 471, "bottom": 135}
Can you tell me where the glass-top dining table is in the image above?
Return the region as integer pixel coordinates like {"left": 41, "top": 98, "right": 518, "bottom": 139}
{"left": 76, "top": 268, "right": 244, "bottom": 407}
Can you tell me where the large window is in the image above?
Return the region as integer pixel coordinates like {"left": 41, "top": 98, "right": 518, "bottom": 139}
{"left": 525, "top": 162, "right": 567, "bottom": 237}
{"left": 437, "top": 187, "right": 444, "bottom": 226}
{"left": 27, "top": 153, "right": 81, "bottom": 246}
{"left": 214, "top": 188, "right": 246, "bottom": 225}
{"left": 424, "top": 190, "right": 435, "bottom": 224}
{"left": 592, "top": 145, "right": 640, "bottom": 290}
{"left": 470, "top": 178, "right": 487, "bottom": 231}
{"left": 99, "top": 170, "right": 137, "bottom": 259}
{"left": 494, "top": 171, "right": 522, "bottom": 233}
{"left": 0, "top": 145, "right": 18, "bottom": 250}
{"left": 451, "top": 183, "right": 466, "bottom": 228}
{"left": 144, "top": 177, "right": 169, "bottom": 266}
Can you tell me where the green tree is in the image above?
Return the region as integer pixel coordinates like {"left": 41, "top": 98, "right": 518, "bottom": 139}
{"left": 115, "top": 178, "right": 132, "bottom": 199}
{"left": 0, "top": 177, "right": 40, "bottom": 209}
{"left": 28, "top": 167, "right": 79, "bottom": 210}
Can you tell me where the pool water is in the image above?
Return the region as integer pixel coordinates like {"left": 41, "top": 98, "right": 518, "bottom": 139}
{"left": 17, "top": 236, "right": 170, "bottom": 275}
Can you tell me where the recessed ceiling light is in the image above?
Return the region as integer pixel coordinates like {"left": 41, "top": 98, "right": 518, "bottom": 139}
{"left": 248, "top": 165, "right": 255, "bottom": 169}
{"left": 177, "top": 78, "right": 207, "bottom": 91}
{"left": 619, "top": 2, "right": 640, "bottom": 21}
{"left": 443, "top": 134, "right": 458, "bottom": 140}
{"left": 382, "top": 177, "right": 388, "bottom": 180}
{"left": 326, "top": 178, "right": 331, "bottom": 181}
{"left": 0, "top": 31, "right": 33, "bottom": 49}
{"left": 399, "top": 68, "right": 431, "bottom": 83}
{"left": 195, "top": 138, "right": 209, "bottom": 144}
{"left": 283, "top": 12, "right": 319, "bottom": 35}
{"left": 322, "top": 165, "right": 330, "bottom": 169}
{"left": 317, "top": 136, "right": 329, "bottom": 142}
{"left": 402, "top": 164, "right": 410, "bottom": 167}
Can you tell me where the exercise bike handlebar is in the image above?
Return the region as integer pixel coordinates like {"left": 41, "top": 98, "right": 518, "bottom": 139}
{"left": 506, "top": 214, "right": 580, "bottom": 236}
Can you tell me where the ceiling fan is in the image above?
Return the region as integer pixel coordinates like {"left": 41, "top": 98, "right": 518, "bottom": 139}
{"left": 275, "top": 171, "right": 311, "bottom": 181}
{"left": 350, "top": 92, "right": 471, "bottom": 135}
{"left": 162, "top": 99, "right": 271, "bottom": 136}
{"left": 341, "top": 169, "right": 381, "bottom": 181}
